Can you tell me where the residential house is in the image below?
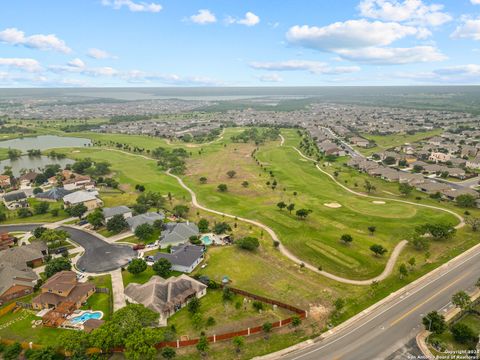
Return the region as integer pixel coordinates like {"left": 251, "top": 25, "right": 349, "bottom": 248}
{"left": 398, "top": 172, "right": 425, "bottom": 185}
{"left": 63, "top": 175, "right": 94, "bottom": 191}
{"left": 0, "top": 264, "right": 38, "bottom": 305}
{"left": 19, "top": 172, "right": 40, "bottom": 189}
{"left": 124, "top": 274, "right": 207, "bottom": 325}
{"left": 0, "top": 241, "right": 48, "bottom": 270}
{"left": 32, "top": 271, "right": 95, "bottom": 310}
{"left": 152, "top": 244, "right": 205, "bottom": 273}
{"left": 429, "top": 152, "right": 451, "bottom": 163}
{"left": 159, "top": 222, "right": 200, "bottom": 249}
{"left": 127, "top": 212, "right": 164, "bottom": 232}
{"left": 0, "top": 233, "right": 15, "bottom": 250}
{"left": 3, "top": 190, "right": 28, "bottom": 210}
{"left": 63, "top": 190, "right": 103, "bottom": 210}
{"left": 0, "top": 175, "right": 11, "bottom": 188}
{"left": 441, "top": 188, "right": 479, "bottom": 201}
{"left": 350, "top": 136, "right": 370, "bottom": 148}
{"left": 416, "top": 181, "right": 451, "bottom": 194}
{"left": 35, "top": 187, "right": 72, "bottom": 202}
{"left": 103, "top": 206, "right": 133, "bottom": 223}
{"left": 467, "top": 155, "right": 480, "bottom": 169}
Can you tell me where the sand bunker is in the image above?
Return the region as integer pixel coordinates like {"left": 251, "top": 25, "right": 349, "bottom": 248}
{"left": 373, "top": 201, "right": 386, "bottom": 204}
{"left": 324, "top": 202, "right": 342, "bottom": 208}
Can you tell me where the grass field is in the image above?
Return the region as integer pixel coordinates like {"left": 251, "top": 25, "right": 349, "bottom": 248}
{"left": 82, "top": 275, "right": 113, "bottom": 320}
{"left": 2, "top": 198, "right": 69, "bottom": 224}
{"left": 358, "top": 129, "right": 443, "bottom": 156}
{"left": 183, "top": 129, "right": 458, "bottom": 279}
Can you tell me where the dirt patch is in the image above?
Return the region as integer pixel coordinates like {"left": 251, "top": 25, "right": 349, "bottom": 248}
{"left": 324, "top": 202, "right": 342, "bottom": 208}
{"left": 372, "top": 201, "right": 386, "bottom": 204}
{"left": 72, "top": 150, "right": 80, "bottom": 153}
{"left": 118, "top": 183, "right": 132, "bottom": 192}
{"left": 309, "top": 304, "right": 330, "bottom": 322}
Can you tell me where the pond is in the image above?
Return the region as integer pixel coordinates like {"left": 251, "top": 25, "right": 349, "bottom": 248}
{"left": 0, "top": 155, "right": 73, "bottom": 176}
{"left": 0, "top": 135, "right": 91, "bottom": 151}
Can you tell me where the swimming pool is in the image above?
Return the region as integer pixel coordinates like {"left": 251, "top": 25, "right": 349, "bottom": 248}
{"left": 69, "top": 311, "right": 103, "bottom": 324}
{"left": 201, "top": 235, "right": 213, "bottom": 245}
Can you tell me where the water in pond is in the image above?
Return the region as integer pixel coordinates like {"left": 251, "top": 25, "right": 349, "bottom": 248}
{"left": 0, "top": 156, "right": 73, "bottom": 176}
{"left": 0, "top": 135, "right": 91, "bottom": 151}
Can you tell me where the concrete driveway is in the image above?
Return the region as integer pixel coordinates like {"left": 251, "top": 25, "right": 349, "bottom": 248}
{"left": 0, "top": 224, "right": 135, "bottom": 273}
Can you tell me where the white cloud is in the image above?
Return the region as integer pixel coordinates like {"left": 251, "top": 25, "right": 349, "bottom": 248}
{"left": 451, "top": 18, "right": 480, "bottom": 41}
{"left": 68, "top": 58, "right": 86, "bottom": 68}
{"left": 286, "top": 20, "right": 420, "bottom": 51}
{"left": 336, "top": 45, "right": 446, "bottom": 64}
{"left": 50, "top": 59, "right": 118, "bottom": 77}
{"left": 396, "top": 64, "right": 480, "bottom": 83}
{"left": 358, "top": 0, "right": 451, "bottom": 26}
{"left": 250, "top": 60, "right": 360, "bottom": 74}
{"left": 123, "top": 70, "right": 221, "bottom": 85}
{"left": 471, "top": 0, "right": 480, "bottom": 4}
{"left": 0, "top": 58, "right": 42, "bottom": 72}
{"left": 87, "top": 48, "right": 117, "bottom": 59}
{"left": 190, "top": 9, "right": 216, "bottom": 24}
{"left": 256, "top": 73, "right": 283, "bottom": 82}
{"left": 0, "top": 27, "right": 71, "bottom": 53}
{"left": 101, "top": 0, "right": 162, "bottom": 13}
{"left": 226, "top": 12, "right": 260, "bottom": 26}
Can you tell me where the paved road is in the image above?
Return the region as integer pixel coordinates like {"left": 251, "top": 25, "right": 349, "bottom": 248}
{"left": 0, "top": 224, "right": 135, "bottom": 273}
{"left": 275, "top": 243, "right": 480, "bottom": 360}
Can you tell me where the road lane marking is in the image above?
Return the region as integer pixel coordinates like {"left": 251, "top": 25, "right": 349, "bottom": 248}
{"left": 389, "top": 271, "right": 470, "bottom": 327}
{"left": 287, "top": 251, "right": 480, "bottom": 359}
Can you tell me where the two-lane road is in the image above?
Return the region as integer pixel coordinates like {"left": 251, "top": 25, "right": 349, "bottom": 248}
{"left": 280, "top": 245, "right": 480, "bottom": 360}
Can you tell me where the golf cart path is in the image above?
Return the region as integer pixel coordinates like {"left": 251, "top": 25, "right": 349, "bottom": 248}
{"left": 102, "top": 136, "right": 463, "bottom": 285}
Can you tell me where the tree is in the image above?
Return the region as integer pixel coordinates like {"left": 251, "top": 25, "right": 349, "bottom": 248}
{"left": 45, "top": 257, "right": 71, "bottom": 278}
{"left": 40, "top": 229, "right": 68, "bottom": 249}
{"left": 213, "top": 222, "right": 231, "bottom": 234}
{"left": 172, "top": 204, "right": 189, "bottom": 218}
{"left": 408, "top": 257, "right": 416, "bottom": 270}
{"left": 222, "top": 286, "right": 233, "bottom": 302}
{"left": 399, "top": 183, "right": 413, "bottom": 196}
{"left": 17, "top": 208, "right": 32, "bottom": 218}
{"left": 3, "top": 343, "right": 22, "bottom": 360}
{"left": 33, "top": 187, "right": 43, "bottom": 195}
{"left": 161, "top": 347, "right": 176, "bottom": 359}
{"left": 364, "top": 180, "right": 376, "bottom": 193}
{"left": 59, "top": 330, "right": 90, "bottom": 357}
{"left": 452, "top": 291, "right": 471, "bottom": 310}
{"left": 291, "top": 315, "right": 301, "bottom": 328}
{"left": 241, "top": 181, "right": 249, "bottom": 188}
{"left": 124, "top": 328, "right": 160, "bottom": 360}
{"left": 340, "top": 234, "right": 353, "bottom": 245}
{"left": 296, "top": 208, "right": 312, "bottom": 219}
{"left": 87, "top": 209, "right": 104, "bottom": 229}
{"left": 456, "top": 194, "right": 476, "bottom": 208}
{"left": 33, "top": 202, "right": 50, "bottom": 215}
{"left": 33, "top": 226, "right": 47, "bottom": 239}
{"left": 286, "top": 203, "right": 295, "bottom": 213}
{"left": 476, "top": 277, "right": 480, "bottom": 289}
{"left": 466, "top": 216, "right": 480, "bottom": 232}
{"left": 127, "top": 258, "right": 147, "bottom": 275}
{"left": 153, "top": 219, "right": 163, "bottom": 230}
{"left": 370, "top": 244, "right": 387, "bottom": 257}
{"left": 236, "top": 237, "right": 260, "bottom": 251}
{"left": 196, "top": 335, "right": 209, "bottom": 354}
{"left": 198, "top": 218, "right": 209, "bottom": 233}
{"left": 383, "top": 156, "right": 396, "bottom": 165}
{"left": 422, "top": 311, "right": 446, "bottom": 334}
{"left": 107, "top": 214, "right": 129, "bottom": 233}
{"left": 199, "top": 177, "right": 207, "bottom": 184}
{"left": 415, "top": 223, "right": 456, "bottom": 241}
{"left": 451, "top": 323, "right": 478, "bottom": 344}
{"left": 135, "top": 223, "right": 155, "bottom": 241}
{"left": 66, "top": 203, "right": 87, "bottom": 219}
{"left": 187, "top": 297, "right": 200, "bottom": 314}
{"left": 262, "top": 322, "right": 273, "bottom": 338}
{"left": 276, "top": 201, "right": 287, "bottom": 211}
{"left": 226, "top": 170, "right": 236, "bottom": 178}
{"left": 217, "top": 183, "right": 228, "bottom": 192}
{"left": 368, "top": 226, "right": 376, "bottom": 236}
{"left": 398, "top": 263, "right": 408, "bottom": 279}
{"left": 232, "top": 336, "right": 244, "bottom": 353}
{"left": 25, "top": 346, "right": 59, "bottom": 360}
{"left": 334, "top": 298, "right": 345, "bottom": 312}
{"left": 411, "top": 234, "right": 430, "bottom": 251}
{"left": 153, "top": 258, "right": 171, "bottom": 277}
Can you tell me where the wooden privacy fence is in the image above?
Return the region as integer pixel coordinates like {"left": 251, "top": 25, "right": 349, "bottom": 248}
{"left": 113, "top": 285, "right": 307, "bottom": 351}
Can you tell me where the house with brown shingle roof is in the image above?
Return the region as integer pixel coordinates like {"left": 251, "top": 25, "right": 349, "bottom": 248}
{"left": 124, "top": 274, "right": 207, "bottom": 326}
{"left": 32, "top": 271, "right": 95, "bottom": 310}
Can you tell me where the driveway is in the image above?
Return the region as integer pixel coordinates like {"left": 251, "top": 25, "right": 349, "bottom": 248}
{"left": 0, "top": 224, "right": 135, "bottom": 273}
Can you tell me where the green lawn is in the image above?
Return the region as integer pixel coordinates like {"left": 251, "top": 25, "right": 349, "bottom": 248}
{"left": 430, "top": 312, "right": 480, "bottom": 353}
{"left": 168, "top": 289, "right": 293, "bottom": 338}
{"left": 82, "top": 275, "right": 113, "bottom": 320}
{"left": 184, "top": 129, "right": 458, "bottom": 279}
{"left": 358, "top": 129, "right": 443, "bottom": 156}
{"left": 121, "top": 266, "right": 157, "bottom": 287}
{"left": 2, "top": 198, "right": 69, "bottom": 224}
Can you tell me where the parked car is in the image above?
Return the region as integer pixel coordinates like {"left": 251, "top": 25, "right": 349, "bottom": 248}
{"left": 133, "top": 244, "right": 146, "bottom": 250}
{"left": 78, "top": 220, "right": 88, "bottom": 225}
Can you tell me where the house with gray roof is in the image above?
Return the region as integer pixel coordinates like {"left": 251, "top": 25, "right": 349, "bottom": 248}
{"left": 102, "top": 206, "right": 132, "bottom": 223}
{"left": 152, "top": 244, "right": 204, "bottom": 273}
{"left": 159, "top": 222, "right": 199, "bottom": 249}
{"left": 124, "top": 274, "right": 207, "bottom": 325}
{"left": 127, "top": 212, "right": 164, "bottom": 232}
{"left": 35, "top": 187, "right": 72, "bottom": 202}
{"left": 3, "top": 190, "right": 28, "bottom": 210}
{"left": 0, "top": 241, "right": 48, "bottom": 271}
{"left": 0, "top": 264, "right": 38, "bottom": 305}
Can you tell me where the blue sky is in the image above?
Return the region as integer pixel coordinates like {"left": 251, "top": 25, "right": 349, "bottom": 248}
{"left": 0, "top": 0, "right": 479, "bottom": 87}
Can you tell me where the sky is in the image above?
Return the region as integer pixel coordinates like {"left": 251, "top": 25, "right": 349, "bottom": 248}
{"left": 0, "top": 0, "right": 480, "bottom": 87}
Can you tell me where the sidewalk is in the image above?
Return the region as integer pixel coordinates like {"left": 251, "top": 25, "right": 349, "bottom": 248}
{"left": 111, "top": 268, "right": 126, "bottom": 311}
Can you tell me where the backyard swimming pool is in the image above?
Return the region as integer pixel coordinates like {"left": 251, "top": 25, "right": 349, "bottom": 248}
{"left": 69, "top": 311, "right": 103, "bottom": 324}
{"left": 201, "top": 235, "right": 213, "bottom": 245}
